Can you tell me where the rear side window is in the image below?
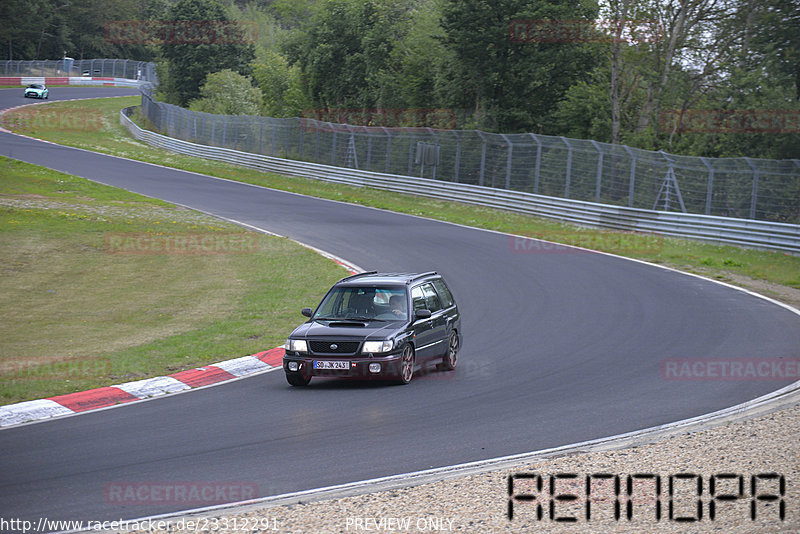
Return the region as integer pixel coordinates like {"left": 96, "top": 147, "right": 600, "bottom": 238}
{"left": 420, "top": 283, "right": 442, "bottom": 312}
{"left": 432, "top": 279, "right": 454, "bottom": 308}
{"left": 411, "top": 286, "right": 426, "bottom": 311}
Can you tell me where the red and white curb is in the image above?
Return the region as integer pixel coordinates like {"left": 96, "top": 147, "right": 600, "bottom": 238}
{"left": 0, "top": 348, "right": 286, "bottom": 428}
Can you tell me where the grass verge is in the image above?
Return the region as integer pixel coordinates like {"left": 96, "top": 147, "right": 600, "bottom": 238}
{"left": 0, "top": 156, "right": 346, "bottom": 405}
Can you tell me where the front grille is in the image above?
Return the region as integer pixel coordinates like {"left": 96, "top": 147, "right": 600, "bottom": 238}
{"left": 309, "top": 340, "right": 360, "bottom": 355}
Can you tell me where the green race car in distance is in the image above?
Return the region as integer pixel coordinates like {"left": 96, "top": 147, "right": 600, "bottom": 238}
{"left": 24, "top": 84, "right": 48, "bottom": 99}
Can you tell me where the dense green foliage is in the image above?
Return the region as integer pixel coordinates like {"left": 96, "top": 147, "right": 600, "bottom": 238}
{"left": 158, "top": 0, "right": 255, "bottom": 106}
{"left": 3, "top": 0, "right": 798, "bottom": 159}
{"left": 188, "top": 68, "right": 262, "bottom": 114}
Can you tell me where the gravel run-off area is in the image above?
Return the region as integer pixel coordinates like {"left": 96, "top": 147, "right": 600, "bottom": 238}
{"left": 120, "top": 393, "right": 799, "bottom": 534}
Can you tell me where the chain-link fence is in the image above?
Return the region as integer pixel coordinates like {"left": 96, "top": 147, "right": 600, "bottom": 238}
{"left": 140, "top": 94, "right": 800, "bottom": 224}
{"left": 1, "top": 59, "right": 157, "bottom": 82}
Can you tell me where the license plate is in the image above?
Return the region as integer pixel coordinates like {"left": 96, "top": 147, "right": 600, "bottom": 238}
{"left": 313, "top": 360, "right": 349, "bottom": 370}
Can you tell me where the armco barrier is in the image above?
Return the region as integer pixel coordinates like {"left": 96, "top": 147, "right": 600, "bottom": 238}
{"left": 119, "top": 106, "right": 800, "bottom": 254}
{"left": 1, "top": 76, "right": 150, "bottom": 88}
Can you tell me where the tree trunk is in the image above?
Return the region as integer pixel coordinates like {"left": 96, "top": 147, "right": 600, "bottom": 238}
{"left": 610, "top": 0, "right": 631, "bottom": 145}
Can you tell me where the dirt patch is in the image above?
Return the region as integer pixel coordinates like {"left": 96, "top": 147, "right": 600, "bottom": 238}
{"left": 672, "top": 263, "right": 800, "bottom": 311}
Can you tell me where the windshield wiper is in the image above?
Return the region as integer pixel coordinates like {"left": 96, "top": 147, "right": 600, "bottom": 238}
{"left": 344, "top": 316, "right": 384, "bottom": 322}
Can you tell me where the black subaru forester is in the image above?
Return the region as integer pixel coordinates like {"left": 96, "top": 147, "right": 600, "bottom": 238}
{"left": 283, "top": 271, "right": 461, "bottom": 386}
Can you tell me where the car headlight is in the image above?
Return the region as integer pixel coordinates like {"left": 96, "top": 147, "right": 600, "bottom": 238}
{"left": 362, "top": 340, "right": 393, "bottom": 354}
{"left": 284, "top": 339, "right": 308, "bottom": 352}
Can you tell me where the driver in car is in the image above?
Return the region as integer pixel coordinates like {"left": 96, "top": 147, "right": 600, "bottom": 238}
{"left": 389, "top": 295, "right": 407, "bottom": 318}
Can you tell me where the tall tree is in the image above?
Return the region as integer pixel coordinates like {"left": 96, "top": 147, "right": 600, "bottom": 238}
{"left": 748, "top": 0, "right": 800, "bottom": 100}
{"left": 160, "top": 0, "right": 255, "bottom": 106}
{"left": 438, "top": 0, "right": 600, "bottom": 132}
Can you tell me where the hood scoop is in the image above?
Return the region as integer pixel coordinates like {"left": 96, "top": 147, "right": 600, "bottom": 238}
{"left": 326, "top": 321, "right": 368, "bottom": 327}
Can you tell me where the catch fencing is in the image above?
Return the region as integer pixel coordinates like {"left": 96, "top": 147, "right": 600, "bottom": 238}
{"left": 139, "top": 93, "right": 800, "bottom": 224}
{"left": 121, "top": 107, "right": 800, "bottom": 254}
{"left": 1, "top": 59, "right": 156, "bottom": 83}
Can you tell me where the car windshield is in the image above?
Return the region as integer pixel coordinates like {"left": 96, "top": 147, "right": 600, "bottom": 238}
{"left": 28, "top": 84, "right": 43, "bottom": 89}
{"left": 314, "top": 286, "right": 408, "bottom": 321}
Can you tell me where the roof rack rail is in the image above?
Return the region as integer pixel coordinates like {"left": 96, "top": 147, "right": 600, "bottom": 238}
{"left": 409, "top": 271, "right": 438, "bottom": 282}
{"left": 338, "top": 270, "right": 378, "bottom": 282}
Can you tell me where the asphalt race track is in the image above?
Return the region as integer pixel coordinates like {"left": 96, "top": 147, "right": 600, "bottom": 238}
{"left": 1, "top": 88, "right": 799, "bottom": 530}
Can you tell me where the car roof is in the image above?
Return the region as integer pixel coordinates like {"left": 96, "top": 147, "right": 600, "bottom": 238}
{"left": 335, "top": 271, "right": 439, "bottom": 287}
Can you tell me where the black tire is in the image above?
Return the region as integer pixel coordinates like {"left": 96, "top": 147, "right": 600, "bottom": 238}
{"left": 286, "top": 373, "right": 310, "bottom": 387}
{"left": 438, "top": 331, "right": 458, "bottom": 371}
{"left": 396, "top": 344, "right": 415, "bottom": 385}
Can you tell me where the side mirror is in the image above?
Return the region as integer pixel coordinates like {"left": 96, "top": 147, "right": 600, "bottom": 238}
{"left": 415, "top": 309, "right": 432, "bottom": 320}
{"left": 301, "top": 308, "right": 313, "bottom": 318}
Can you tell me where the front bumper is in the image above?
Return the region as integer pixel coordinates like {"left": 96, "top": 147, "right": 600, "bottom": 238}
{"left": 283, "top": 352, "right": 405, "bottom": 380}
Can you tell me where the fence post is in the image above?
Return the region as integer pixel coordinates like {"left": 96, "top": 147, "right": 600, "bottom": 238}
{"left": 700, "top": 157, "right": 714, "bottom": 215}
{"left": 794, "top": 160, "right": 800, "bottom": 223}
{"left": 500, "top": 134, "right": 512, "bottom": 189}
{"left": 298, "top": 118, "right": 304, "bottom": 159}
{"left": 210, "top": 115, "right": 216, "bottom": 145}
{"left": 284, "top": 118, "right": 290, "bottom": 156}
{"left": 331, "top": 125, "right": 337, "bottom": 166}
{"left": 381, "top": 127, "right": 392, "bottom": 174}
{"left": 590, "top": 140, "right": 604, "bottom": 202}
{"left": 402, "top": 128, "right": 413, "bottom": 176}
{"left": 560, "top": 137, "right": 573, "bottom": 198}
{"left": 476, "top": 131, "right": 488, "bottom": 187}
{"left": 623, "top": 145, "right": 636, "bottom": 207}
{"left": 656, "top": 151, "right": 687, "bottom": 213}
{"left": 222, "top": 115, "right": 228, "bottom": 147}
{"left": 428, "top": 128, "right": 438, "bottom": 180}
{"left": 258, "top": 118, "right": 264, "bottom": 155}
{"left": 314, "top": 124, "right": 320, "bottom": 161}
{"left": 271, "top": 117, "right": 277, "bottom": 156}
{"left": 345, "top": 125, "right": 358, "bottom": 169}
{"left": 452, "top": 131, "right": 461, "bottom": 183}
{"left": 365, "top": 131, "right": 372, "bottom": 171}
{"left": 745, "top": 157, "right": 758, "bottom": 220}
{"left": 528, "top": 133, "right": 542, "bottom": 194}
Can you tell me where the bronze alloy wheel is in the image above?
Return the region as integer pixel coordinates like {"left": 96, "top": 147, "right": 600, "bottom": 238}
{"left": 439, "top": 331, "right": 458, "bottom": 371}
{"left": 398, "top": 344, "right": 415, "bottom": 384}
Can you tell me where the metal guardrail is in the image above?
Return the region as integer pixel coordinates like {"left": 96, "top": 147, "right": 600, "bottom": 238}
{"left": 140, "top": 93, "right": 800, "bottom": 225}
{"left": 120, "top": 107, "right": 800, "bottom": 254}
